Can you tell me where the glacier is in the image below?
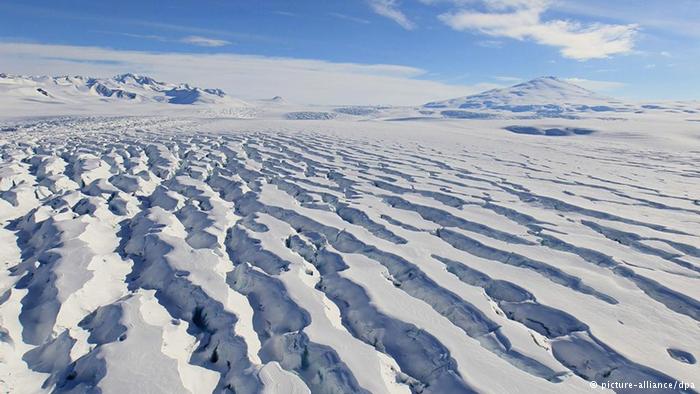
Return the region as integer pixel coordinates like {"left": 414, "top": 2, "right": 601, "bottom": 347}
{"left": 0, "top": 76, "right": 698, "bottom": 394}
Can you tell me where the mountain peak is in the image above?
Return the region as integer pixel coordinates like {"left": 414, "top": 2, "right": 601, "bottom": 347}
{"left": 533, "top": 75, "right": 561, "bottom": 81}
{"left": 506, "top": 76, "right": 592, "bottom": 92}
{"left": 424, "top": 76, "right": 620, "bottom": 116}
{"left": 112, "top": 73, "right": 162, "bottom": 86}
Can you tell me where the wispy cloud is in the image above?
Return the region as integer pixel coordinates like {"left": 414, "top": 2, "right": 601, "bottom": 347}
{"left": 494, "top": 76, "right": 522, "bottom": 82}
{"left": 437, "top": 0, "right": 638, "bottom": 60}
{"left": 2, "top": 3, "right": 274, "bottom": 45}
{"left": 93, "top": 31, "right": 170, "bottom": 42}
{"left": 476, "top": 39, "right": 503, "bottom": 48}
{"left": 179, "top": 36, "right": 231, "bottom": 47}
{"left": 554, "top": 0, "right": 700, "bottom": 39}
{"left": 564, "top": 77, "right": 625, "bottom": 91}
{"left": 0, "top": 42, "right": 494, "bottom": 105}
{"left": 367, "top": 0, "right": 415, "bottom": 30}
{"left": 329, "top": 12, "right": 371, "bottom": 25}
{"left": 94, "top": 31, "right": 233, "bottom": 48}
{"left": 274, "top": 11, "right": 297, "bottom": 17}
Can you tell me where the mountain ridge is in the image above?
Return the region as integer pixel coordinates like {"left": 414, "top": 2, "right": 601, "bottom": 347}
{"left": 0, "top": 73, "right": 249, "bottom": 107}
{"left": 2, "top": 73, "right": 698, "bottom": 119}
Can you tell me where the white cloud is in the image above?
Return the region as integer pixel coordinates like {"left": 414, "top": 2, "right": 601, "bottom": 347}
{"left": 97, "top": 31, "right": 236, "bottom": 48}
{"left": 114, "top": 32, "right": 169, "bottom": 42}
{"left": 554, "top": 0, "right": 700, "bottom": 39}
{"left": 329, "top": 12, "right": 371, "bottom": 24}
{"left": 476, "top": 39, "right": 503, "bottom": 48}
{"left": 367, "top": 0, "right": 415, "bottom": 30}
{"left": 438, "top": 0, "right": 638, "bottom": 60}
{"left": 180, "top": 36, "right": 232, "bottom": 47}
{"left": 0, "top": 42, "right": 494, "bottom": 105}
{"left": 563, "top": 77, "right": 624, "bottom": 91}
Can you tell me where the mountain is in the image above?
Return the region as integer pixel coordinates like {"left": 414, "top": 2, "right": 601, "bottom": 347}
{"left": 2, "top": 73, "right": 697, "bottom": 121}
{"left": 0, "top": 73, "right": 249, "bottom": 107}
{"left": 424, "top": 77, "right": 635, "bottom": 117}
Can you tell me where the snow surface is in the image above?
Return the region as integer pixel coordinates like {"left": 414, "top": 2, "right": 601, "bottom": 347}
{"left": 0, "top": 76, "right": 699, "bottom": 394}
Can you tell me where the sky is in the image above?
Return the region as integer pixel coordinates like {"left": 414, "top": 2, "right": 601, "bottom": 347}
{"left": 0, "top": 0, "right": 698, "bottom": 105}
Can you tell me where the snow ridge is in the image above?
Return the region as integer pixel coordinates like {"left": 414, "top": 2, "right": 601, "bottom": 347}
{"left": 0, "top": 115, "right": 698, "bottom": 393}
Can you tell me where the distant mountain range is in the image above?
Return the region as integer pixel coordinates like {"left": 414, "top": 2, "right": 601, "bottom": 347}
{"left": 1, "top": 73, "right": 697, "bottom": 119}
{"left": 0, "top": 73, "right": 248, "bottom": 107}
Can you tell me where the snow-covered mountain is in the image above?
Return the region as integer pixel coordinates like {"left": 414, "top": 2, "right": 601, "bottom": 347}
{"left": 420, "top": 76, "right": 700, "bottom": 120}
{"left": 424, "top": 77, "right": 636, "bottom": 117}
{"left": 2, "top": 73, "right": 698, "bottom": 121}
{"left": 0, "top": 73, "right": 249, "bottom": 107}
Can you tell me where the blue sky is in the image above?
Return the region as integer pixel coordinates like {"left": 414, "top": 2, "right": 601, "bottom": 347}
{"left": 0, "top": 0, "right": 697, "bottom": 104}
